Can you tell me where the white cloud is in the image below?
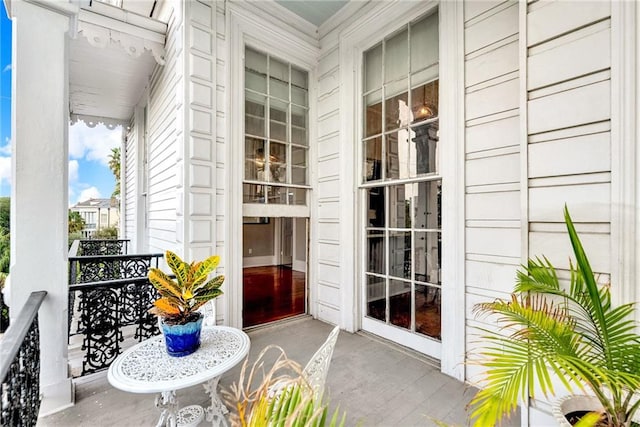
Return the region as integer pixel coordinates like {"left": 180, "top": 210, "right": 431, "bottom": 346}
{"left": 2, "top": 64, "right": 11, "bottom": 72}
{"left": 0, "top": 137, "right": 10, "bottom": 156}
{"left": 77, "top": 186, "right": 101, "bottom": 204}
{"left": 68, "top": 122, "right": 122, "bottom": 167}
{"left": 0, "top": 157, "right": 10, "bottom": 188}
{"left": 68, "top": 160, "right": 79, "bottom": 183}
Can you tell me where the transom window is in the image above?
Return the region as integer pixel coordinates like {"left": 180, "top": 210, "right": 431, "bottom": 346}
{"left": 243, "top": 47, "right": 309, "bottom": 206}
{"left": 361, "top": 12, "right": 441, "bottom": 340}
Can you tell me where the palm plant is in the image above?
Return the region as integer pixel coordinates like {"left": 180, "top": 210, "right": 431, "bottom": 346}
{"left": 470, "top": 206, "right": 640, "bottom": 427}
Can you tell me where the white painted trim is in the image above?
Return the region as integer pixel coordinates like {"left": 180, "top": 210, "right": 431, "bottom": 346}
{"left": 243, "top": 204, "right": 310, "bottom": 218}
{"left": 226, "top": 5, "right": 319, "bottom": 329}
{"left": 226, "top": 10, "right": 243, "bottom": 329}
{"left": 336, "top": 0, "right": 465, "bottom": 366}
{"left": 362, "top": 317, "right": 442, "bottom": 357}
{"left": 226, "top": 2, "right": 319, "bottom": 61}
{"left": 292, "top": 259, "right": 306, "bottom": 273}
{"left": 77, "top": 8, "right": 166, "bottom": 43}
{"left": 439, "top": 0, "right": 466, "bottom": 381}
{"left": 610, "top": 1, "right": 637, "bottom": 314}
{"left": 318, "top": 1, "right": 369, "bottom": 40}
{"left": 243, "top": 255, "right": 278, "bottom": 268}
{"left": 235, "top": 0, "right": 319, "bottom": 43}
{"left": 8, "top": 0, "right": 78, "bottom": 19}
{"left": 518, "top": 2, "right": 530, "bottom": 424}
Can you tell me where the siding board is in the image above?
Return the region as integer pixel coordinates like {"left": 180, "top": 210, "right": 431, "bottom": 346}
{"left": 527, "top": 1, "right": 610, "bottom": 47}
{"left": 528, "top": 21, "right": 610, "bottom": 90}
{"left": 528, "top": 80, "right": 610, "bottom": 135}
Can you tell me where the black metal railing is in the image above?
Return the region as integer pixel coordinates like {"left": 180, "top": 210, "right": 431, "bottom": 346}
{"left": 67, "top": 243, "right": 162, "bottom": 377}
{"left": 0, "top": 291, "right": 47, "bottom": 426}
{"left": 78, "top": 239, "right": 130, "bottom": 256}
{"left": 69, "top": 278, "right": 159, "bottom": 376}
{"left": 68, "top": 253, "right": 161, "bottom": 285}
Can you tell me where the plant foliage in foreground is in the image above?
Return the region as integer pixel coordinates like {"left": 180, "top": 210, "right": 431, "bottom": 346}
{"left": 470, "top": 206, "right": 640, "bottom": 427}
{"left": 224, "top": 345, "right": 346, "bottom": 427}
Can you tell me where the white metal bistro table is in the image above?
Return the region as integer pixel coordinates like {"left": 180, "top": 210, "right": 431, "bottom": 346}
{"left": 108, "top": 326, "right": 250, "bottom": 427}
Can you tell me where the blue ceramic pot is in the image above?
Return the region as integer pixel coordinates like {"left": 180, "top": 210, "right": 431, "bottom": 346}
{"left": 160, "top": 314, "right": 204, "bottom": 357}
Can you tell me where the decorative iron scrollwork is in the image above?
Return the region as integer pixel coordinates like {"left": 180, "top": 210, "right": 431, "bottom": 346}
{"left": 70, "top": 278, "right": 160, "bottom": 377}
{"left": 79, "top": 240, "right": 129, "bottom": 256}
{"left": 80, "top": 288, "right": 122, "bottom": 375}
{"left": 1, "top": 315, "right": 41, "bottom": 427}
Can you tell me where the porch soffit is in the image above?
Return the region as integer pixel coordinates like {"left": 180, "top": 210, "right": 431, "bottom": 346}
{"left": 69, "top": 1, "right": 167, "bottom": 126}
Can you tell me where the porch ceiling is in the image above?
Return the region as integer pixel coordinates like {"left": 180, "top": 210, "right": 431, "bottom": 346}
{"left": 274, "top": 0, "right": 348, "bottom": 26}
{"left": 69, "top": 35, "right": 157, "bottom": 125}
{"left": 69, "top": 2, "right": 166, "bottom": 126}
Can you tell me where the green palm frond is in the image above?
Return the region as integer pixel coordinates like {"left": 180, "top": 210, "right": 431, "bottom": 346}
{"left": 470, "top": 207, "right": 640, "bottom": 427}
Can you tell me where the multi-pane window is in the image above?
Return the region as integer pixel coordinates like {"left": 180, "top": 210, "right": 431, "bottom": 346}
{"left": 362, "top": 12, "right": 441, "bottom": 340}
{"left": 243, "top": 47, "right": 309, "bottom": 206}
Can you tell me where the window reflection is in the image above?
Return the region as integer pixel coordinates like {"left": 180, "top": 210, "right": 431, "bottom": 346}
{"left": 366, "top": 275, "right": 386, "bottom": 322}
{"left": 367, "top": 187, "right": 385, "bottom": 228}
{"left": 244, "top": 46, "right": 309, "bottom": 205}
{"left": 389, "top": 279, "right": 411, "bottom": 330}
{"left": 361, "top": 12, "right": 440, "bottom": 340}
{"left": 415, "top": 283, "right": 441, "bottom": 339}
{"left": 367, "top": 230, "right": 385, "bottom": 274}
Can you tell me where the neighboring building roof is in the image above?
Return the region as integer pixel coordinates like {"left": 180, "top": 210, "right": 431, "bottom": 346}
{"left": 71, "top": 198, "right": 119, "bottom": 209}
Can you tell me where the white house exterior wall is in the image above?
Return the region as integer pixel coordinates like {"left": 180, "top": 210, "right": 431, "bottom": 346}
{"left": 314, "top": 42, "right": 342, "bottom": 326}
{"left": 128, "top": 1, "right": 638, "bottom": 424}
{"left": 463, "top": 0, "right": 522, "bottom": 385}
{"left": 180, "top": 0, "right": 226, "bottom": 323}
{"left": 124, "top": 116, "right": 137, "bottom": 248}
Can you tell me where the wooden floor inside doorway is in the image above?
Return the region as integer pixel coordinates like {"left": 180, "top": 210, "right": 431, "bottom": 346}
{"left": 243, "top": 265, "right": 306, "bottom": 327}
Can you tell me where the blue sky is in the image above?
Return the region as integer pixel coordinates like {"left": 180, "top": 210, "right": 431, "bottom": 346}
{"left": 1, "top": 6, "right": 120, "bottom": 206}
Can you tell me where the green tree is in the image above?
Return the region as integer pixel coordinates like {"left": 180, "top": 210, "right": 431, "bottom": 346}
{"left": 94, "top": 226, "right": 118, "bottom": 239}
{"left": 0, "top": 197, "right": 9, "bottom": 235}
{"left": 68, "top": 210, "right": 86, "bottom": 234}
{"left": 108, "top": 147, "right": 121, "bottom": 198}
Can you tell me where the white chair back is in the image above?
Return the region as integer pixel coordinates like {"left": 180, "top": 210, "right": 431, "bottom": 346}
{"left": 302, "top": 325, "right": 340, "bottom": 397}
{"left": 198, "top": 300, "right": 217, "bottom": 327}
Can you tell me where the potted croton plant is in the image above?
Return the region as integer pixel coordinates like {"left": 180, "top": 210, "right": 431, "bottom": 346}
{"left": 148, "top": 250, "right": 224, "bottom": 357}
{"left": 470, "top": 207, "right": 640, "bottom": 427}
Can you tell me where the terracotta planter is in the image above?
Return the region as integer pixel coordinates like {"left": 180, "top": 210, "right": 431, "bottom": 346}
{"left": 159, "top": 313, "right": 204, "bottom": 357}
{"left": 552, "top": 395, "right": 604, "bottom": 426}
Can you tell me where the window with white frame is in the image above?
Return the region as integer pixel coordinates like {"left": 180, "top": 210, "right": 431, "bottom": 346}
{"left": 243, "top": 47, "right": 309, "bottom": 206}
{"left": 361, "top": 11, "right": 441, "bottom": 340}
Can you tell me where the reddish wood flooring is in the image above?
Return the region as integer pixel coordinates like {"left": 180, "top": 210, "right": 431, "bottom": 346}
{"left": 243, "top": 266, "right": 306, "bottom": 327}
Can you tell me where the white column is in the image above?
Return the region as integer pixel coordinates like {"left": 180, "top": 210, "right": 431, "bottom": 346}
{"left": 9, "top": 0, "right": 77, "bottom": 416}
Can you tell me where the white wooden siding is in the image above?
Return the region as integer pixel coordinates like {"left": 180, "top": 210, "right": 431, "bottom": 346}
{"left": 523, "top": 2, "right": 613, "bottom": 422}
{"left": 124, "top": 117, "right": 137, "bottom": 249}
{"left": 463, "top": 0, "right": 520, "bottom": 339}
{"left": 146, "top": 5, "right": 181, "bottom": 254}
{"left": 314, "top": 43, "right": 342, "bottom": 324}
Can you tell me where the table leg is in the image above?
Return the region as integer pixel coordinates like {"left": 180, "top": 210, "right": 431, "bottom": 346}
{"left": 203, "top": 376, "right": 229, "bottom": 426}
{"left": 155, "top": 390, "right": 178, "bottom": 427}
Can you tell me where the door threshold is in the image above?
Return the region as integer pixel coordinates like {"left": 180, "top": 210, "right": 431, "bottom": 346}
{"left": 356, "top": 329, "right": 441, "bottom": 370}
{"left": 243, "top": 314, "right": 311, "bottom": 332}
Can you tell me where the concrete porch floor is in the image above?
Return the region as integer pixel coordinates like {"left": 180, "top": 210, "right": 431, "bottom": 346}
{"left": 38, "top": 317, "right": 518, "bottom": 426}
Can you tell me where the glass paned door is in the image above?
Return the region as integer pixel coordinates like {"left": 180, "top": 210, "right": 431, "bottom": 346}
{"left": 360, "top": 11, "right": 441, "bottom": 357}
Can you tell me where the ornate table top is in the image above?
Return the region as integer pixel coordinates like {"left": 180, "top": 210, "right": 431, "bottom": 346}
{"left": 108, "top": 326, "right": 250, "bottom": 394}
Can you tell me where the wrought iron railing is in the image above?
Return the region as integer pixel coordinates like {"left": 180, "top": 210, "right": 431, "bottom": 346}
{"left": 67, "top": 246, "right": 162, "bottom": 377}
{"left": 78, "top": 239, "right": 130, "bottom": 256}
{"left": 68, "top": 253, "right": 161, "bottom": 285}
{"left": 0, "top": 291, "right": 47, "bottom": 426}
{"left": 69, "top": 278, "right": 159, "bottom": 376}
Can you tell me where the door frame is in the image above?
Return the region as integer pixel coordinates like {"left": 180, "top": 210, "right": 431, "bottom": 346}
{"left": 339, "top": 0, "right": 465, "bottom": 378}
{"left": 226, "top": 4, "right": 319, "bottom": 329}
